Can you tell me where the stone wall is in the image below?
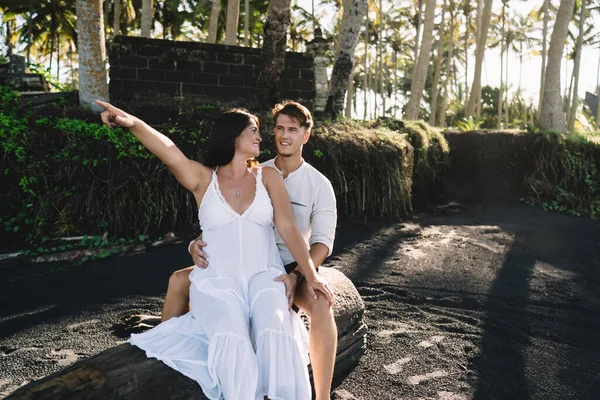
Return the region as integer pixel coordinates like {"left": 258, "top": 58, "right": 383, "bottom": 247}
{"left": 108, "top": 36, "right": 316, "bottom": 110}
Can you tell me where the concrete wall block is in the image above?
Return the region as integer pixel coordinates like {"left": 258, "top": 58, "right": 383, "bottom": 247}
{"left": 202, "top": 63, "right": 224, "bottom": 74}
{"left": 282, "top": 68, "right": 301, "bottom": 79}
{"left": 293, "top": 80, "right": 313, "bottom": 91}
{"left": 119, "top": 56, "right": 148, "bottom": 68}
{"left": 228, "top": 64, "right": 254, "bottom": 77}
{"left": 109, "top": 67, "right": 137, "bottom": 80}
{"left": 138, "top": 69, "right": 165, "bottom": 82}
{"left": 165, "top": 71, "right": 194, "bottom": 83}
{"left": 148, "top": 58, "right": 176, "bottom": 71}
{"left": 244, "top": 76, "right": 257, "bottom": 87}
{"left": 193, "top": 72, "right": 219, "bottom": 85}
{"left": 218, "top": 75, "right": 244, "bottom": 87}
{"left": 149, "top": 81, "right": 178, "bottom": 94}
{"left": 176, "top": 60, "right": 202, "bottom": 73}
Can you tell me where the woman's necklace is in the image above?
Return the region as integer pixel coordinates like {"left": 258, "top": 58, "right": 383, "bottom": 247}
{"left": 232, "top": 171, "right": 247, "bottom": 199}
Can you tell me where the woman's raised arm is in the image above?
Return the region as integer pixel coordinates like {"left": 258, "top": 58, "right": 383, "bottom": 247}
{"left": 96, "top": 100, "right": 211, "bottom": 195}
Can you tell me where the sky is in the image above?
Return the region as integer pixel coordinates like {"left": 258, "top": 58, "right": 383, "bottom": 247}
{"left": 297, "top": 0, "right": 600, "bottom": 105}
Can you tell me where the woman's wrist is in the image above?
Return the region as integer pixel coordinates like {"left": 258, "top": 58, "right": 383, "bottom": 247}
{"left": 301, "top": 266, "right": 318, "bottom": 280}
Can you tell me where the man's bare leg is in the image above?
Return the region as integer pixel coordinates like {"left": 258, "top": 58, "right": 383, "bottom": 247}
{"left": 294, "top": 281, "right": 337, "bottom": 400}
{"left": 161, "top": 266, "right": 194, "bottom": 322}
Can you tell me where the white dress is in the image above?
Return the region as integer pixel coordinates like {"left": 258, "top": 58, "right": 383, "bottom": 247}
{"left": 129, "top": 167, "right": 311, "bottom": 400}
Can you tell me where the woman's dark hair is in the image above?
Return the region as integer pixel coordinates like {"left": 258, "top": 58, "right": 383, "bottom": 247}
{"left": 203, "top": 108, "right": 259, "bottom": 168}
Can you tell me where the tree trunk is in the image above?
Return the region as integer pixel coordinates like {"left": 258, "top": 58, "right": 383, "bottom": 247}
{"left": 207, "top": 0, "right": 221, "bottom": 43}
{"left": 403, "top": 0, "right": 437, "bottom": 120}
{"left": 324, "top": 0, "right": 369, "bottom": 118}
{"left": 56, "top": 32, "right": 61, "bottom": 81}
{"left": 504, "top": 42, "right": 509, "bottom": 125}
{"left": 538, "top": 0, "right": 550, "bottom": 115}
{"left": 113, "top": 0, "right": 122, "bottom": 38}
{"left": 465, "top": 0, "right": 493, "bottom": 118}
{"left": 567, "top": 0, "right": 587, "bottom": 132}
{"left": 497, "top": 1, "right": 505, "bottom": 128}
{"left": 243, "top": 0, "right": 250, "bottom": 46}
{"left": 429, "top": 0, "right": 447, "bottom": 126}
{"left": 8, "top": 267, "right": 367, "bottom": 400}
{"left": 462, "top": 0, "right": 471, "bottom": 104}
{"left": 77, "top": 0, "right": 109, "bottom": 111}
{"left": 335, "top": 0, "right": 352, "bottom": 58}
{"left": 411, "top": 0, "right": 425, "bottom": 83}
{"left": 256, "top": 0, "right": 292, "bottom": 108}
{"left": 538, "top": 0, "right": 575, "bottom": 131}
{"left": 378, "top": 0, "right": 384, "bottom": 117}
{"left": 26, "top": 0, "right": 33, "bottom": 62}
{"left": 597, "top": 44, "right": 600, "bottom": 130}
{"left": 439, "top": 0, "right": 455, "bottom": 128}
{"left": 141, "top": 0, "right": 153, "bottom": 37}
{"left": 363, "top": 13, "right": 369, "bottom": 120}
{"left": 5, "top": 19, "right": 14, "bottom": 57}
{"left": 225, "top": 0, "right": 240, "bottom": 45}
{"left": 103, "top": 0, "right": 110, "bottom": 37}
{"left": 346, "top": 71, "right": 355, "bottom": 118}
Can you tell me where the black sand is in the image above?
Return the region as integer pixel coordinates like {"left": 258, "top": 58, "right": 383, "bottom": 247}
{"left": 1, "top": 202, "right": 600, "bottom": 399}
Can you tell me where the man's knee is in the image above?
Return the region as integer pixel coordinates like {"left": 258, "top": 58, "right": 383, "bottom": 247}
{"left": 167, "top": 267, "right": 193, "bottom": 294}
{"left": 297, "top": 287, "right": 334, "bottom": 320}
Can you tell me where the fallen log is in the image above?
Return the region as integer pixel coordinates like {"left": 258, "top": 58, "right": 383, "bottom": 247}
{"left": 8, "top": 267, "right": 366, "bottom": 399}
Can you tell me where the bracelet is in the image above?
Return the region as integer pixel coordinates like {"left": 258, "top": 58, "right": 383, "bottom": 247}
{"left": 289, "top": 269, "right": 302, "bottom": 279}
{"left": 187, "top": 239, "right": 196, "bottom": 255}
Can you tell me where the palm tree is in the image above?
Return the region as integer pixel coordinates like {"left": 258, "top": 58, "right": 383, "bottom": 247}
{"left": 141, "top": 0, "right": 153, "bottom": 37}
{"left": 324, "top": 0, "right": 369, "bottom": 117}
{"left": 207, "top": 0, "right": 221, "bottom": 43}
{"left": 512, "top": 10, "right": 538, "bottom": 93}
{"left": 567, "top": 0, "right": 589, "bottom": 131}
{"left": 439, "top": 0, "right": 456, "bottom": 127}
{"left": 497, "top": 0, "right": 507, "bottom": 128}
{"left": 410, "top": 0, "right": 425, "bottom": 83}
{"left": 538, "top": 0, "right": 551, "bottom": 114}
{"left": 76, "top": 0, "right": 108, "bottom": 110}
{"left": 243, "top": 0, "right": 250, "bottom": 46}
{"left": 10, "top": 0, "right": 77, "bottom": 80}
{"left": 113, "top": 0, "right": 122, "bottom": 38}
{"left": 403, "top": 0, "right": 436, "bottom": 120}
{"left": 225, "top": 0, "right": 240, "bottom": 45}
{"left": 256, "top": 0, "right": 292, "bottom": 108}
{"left": 465, "top": 0, "right": 494, "bottom": 118}
{"left": 430, "top": 0, "right": 448, "bottom": 125}
{"left": 538, "top": 0, "right": 575, "bottom": 131}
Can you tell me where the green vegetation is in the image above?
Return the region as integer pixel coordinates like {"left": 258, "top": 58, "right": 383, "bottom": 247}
{"left": 0, "top": 87, "right": 413, "bottom": 254}
{"left": 524, "top": 131, "right": 600, "bottom": 219}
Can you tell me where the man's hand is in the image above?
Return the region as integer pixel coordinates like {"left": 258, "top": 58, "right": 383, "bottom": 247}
{"left": 189, "top": 239, "right": 209, "bottom": 269}
{"left": 96, "top": 100, "right": 137, "bottom": 128}
{"left": 305, "top": 273, "right": 334, "bottom": 306}
{"left": 274, "top": 273, "right": 298, "bottom": 310}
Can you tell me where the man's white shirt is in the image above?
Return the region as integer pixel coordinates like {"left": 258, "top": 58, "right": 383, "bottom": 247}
{"left": 261, "top": 158, "right": 337, "bottom": 266}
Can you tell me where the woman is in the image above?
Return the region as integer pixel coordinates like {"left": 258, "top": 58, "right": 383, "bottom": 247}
{"left": 96, "top": 101, "right": 334, "bottom": 400}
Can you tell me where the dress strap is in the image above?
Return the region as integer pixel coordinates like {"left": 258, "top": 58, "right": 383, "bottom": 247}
{"left": 214, "top": 166, "right": 219, "bottom": 173}
{"left": 249, "top": 166, "right": 261, "bottom": 178}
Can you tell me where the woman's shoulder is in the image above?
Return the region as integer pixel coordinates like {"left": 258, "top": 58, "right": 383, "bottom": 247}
{"left": 259, "top": 165, "right": 283, "bottom": 186}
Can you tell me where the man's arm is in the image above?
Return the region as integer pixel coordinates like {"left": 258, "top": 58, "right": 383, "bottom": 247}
{"left": 308, "top": 179, "right": 337, "bottom": 262}
{"left": 309, "top": 242, "right": 330, "bottom": 269}
{"left": 288, "top": 178, "right": 337, "bottom": 278}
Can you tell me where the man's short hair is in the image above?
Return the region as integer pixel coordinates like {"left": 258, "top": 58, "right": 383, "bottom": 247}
{"left": 272, "top": 100, "right": 314, "bottom": 132}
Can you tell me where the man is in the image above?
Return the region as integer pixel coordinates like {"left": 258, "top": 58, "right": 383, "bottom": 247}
{"left": 163, "top": 100, "right": 338, "bottom": 400}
